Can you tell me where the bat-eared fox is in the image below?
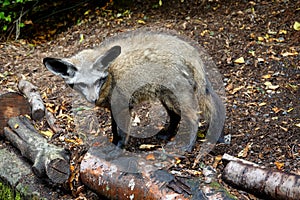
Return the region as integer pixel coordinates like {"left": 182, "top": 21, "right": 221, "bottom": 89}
{"left": 43, "top": 29, "right": 226, "bottom": 152}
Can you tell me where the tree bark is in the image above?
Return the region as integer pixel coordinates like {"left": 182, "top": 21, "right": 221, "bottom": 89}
{"left": 4, "top": 116, "right": 70, "bottom": 184}
{"left": 222, "top": 154, "right": 300, "bottom": 200}
{"left": 18, "top": 79, "right": 45, "bottom": 121}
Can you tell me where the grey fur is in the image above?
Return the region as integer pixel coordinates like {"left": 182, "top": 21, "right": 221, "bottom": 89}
{"left": 43, "top": 29, "right": 226, "bottom": 152}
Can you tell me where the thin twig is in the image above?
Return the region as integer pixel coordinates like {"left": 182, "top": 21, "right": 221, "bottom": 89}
{"left": 7, "top": 0, "right": 40, "bottom": 41}
{"left": 15, "top": 8, "right": 23, "bottom": 41}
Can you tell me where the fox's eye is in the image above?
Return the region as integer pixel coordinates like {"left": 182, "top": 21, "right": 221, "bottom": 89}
{"left": 96, "top": 78, "right": 105, "bottom": 86}
{"left": 96, "top": 79, "right": 102, "bottom": 86}
{"left": 68, "top": 83, "right": 74, "bottom": 88}
{"left": 98, "top": 77, "right": 107, "bottom": 85}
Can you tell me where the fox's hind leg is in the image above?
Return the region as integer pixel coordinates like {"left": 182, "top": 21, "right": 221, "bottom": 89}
{"left": 156, "top": 106, "right": 181, "bottom": 141}
{"left": 154, "top": 86, "right": 181, "bottom": 141}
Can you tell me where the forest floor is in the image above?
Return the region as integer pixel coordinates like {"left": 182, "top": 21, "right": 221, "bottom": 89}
{"left": 0, "top": 0, "right": 299, "bottom": 199}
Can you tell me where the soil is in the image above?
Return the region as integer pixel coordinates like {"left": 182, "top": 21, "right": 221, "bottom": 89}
{"left": 0, "top": 0, "right": 299, "bottom": 199}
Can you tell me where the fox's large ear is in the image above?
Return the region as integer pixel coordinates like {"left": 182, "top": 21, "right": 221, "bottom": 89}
{"left": 93, "top": 46, "right": 121, "bottom": 71}
{"left": 43, "top": 57, "right": 77, "bottom": 78}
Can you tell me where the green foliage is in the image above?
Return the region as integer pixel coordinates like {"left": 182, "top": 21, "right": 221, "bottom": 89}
{"left": 0, "top": 181, "right": 20, "bottom": 200}
{"left": 0, "top": 0, "right": 33, "bottom": 32}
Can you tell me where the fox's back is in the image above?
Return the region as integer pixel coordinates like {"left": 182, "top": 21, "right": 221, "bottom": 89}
{"left": 104, "top": 31, "right": 198, "bottom": 56}
{"left": 95, "top": 30, "right": 207, "bottom": 88}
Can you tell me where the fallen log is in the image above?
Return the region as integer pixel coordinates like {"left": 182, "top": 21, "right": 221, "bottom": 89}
{"left": 80, "top": 137, "right": 237, "bottom": 200}
{"left": 4, "top": 116, "right": 70, "bottom": 184}
{"left": 0, "top": 92, "right": 31, "bottom": 136}
{"left": 45, "top": 109, "right": 64, "bottom": 136}
{"left": 18, "top": 79, "right": 45, "bottom": 121}
{"left": 80, "top": 136, "right": 191, "bottom": 200}
{"left": 222, "top": 154, "right": 300, "bottom": 200}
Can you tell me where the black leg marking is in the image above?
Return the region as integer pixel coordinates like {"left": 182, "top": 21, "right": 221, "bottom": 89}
{"left": 156, "top": 105, "right": 181, "bottom": 141}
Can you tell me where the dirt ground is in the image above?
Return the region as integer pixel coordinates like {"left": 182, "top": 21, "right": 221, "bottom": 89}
{"left": 0, "top": 0, "right": 299, "bottom": 199}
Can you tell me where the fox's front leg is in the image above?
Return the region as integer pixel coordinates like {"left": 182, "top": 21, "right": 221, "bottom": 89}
{"left": 111, "top": 111, "right": 131, "bottom": 148}
{"left": 111, "top": 112, "right": 121, "bottom": 146}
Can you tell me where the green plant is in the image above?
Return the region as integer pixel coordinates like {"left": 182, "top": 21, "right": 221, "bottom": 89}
{"left": 0, "top": 0, "right": 36, "bottom": 39}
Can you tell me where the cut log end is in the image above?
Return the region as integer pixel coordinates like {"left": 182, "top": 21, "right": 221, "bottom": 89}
{"left": 5, "top": 116, "right": 71, "bottom": 184}
{"left": 0, "top": 92, "right": 31, "bottom": 136}
{"left": 46, "top": 158, "right": 70, "bottom": 184}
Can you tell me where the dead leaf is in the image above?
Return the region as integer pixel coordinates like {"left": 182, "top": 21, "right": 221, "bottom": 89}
{"left": 226, "top": 83, "right": 233, "bottom": 91}
{"left": 139, "top": 144, "right": 158, "bottom": 150}
{"left": 146, "top": 153, "right": 155, "bottom": 160}
{"left": 272, "top": 116, "right": 278, "bottom": 120}
{"left": 264, "top": 81, "right": 279, "bottom": 90}
{"left": 272, "top": 107, "right": 281, "bottom": 113}
{"left": 278, "top": 29, "right": 287, "bottom": 34}
{"left": 238, "top": 142, "right": 253, "bottom": 158}
{"left": 40, "top": 130, "right": 54, "bottom": 138}
{"left": 257, "top": 36, "right": 264, "bottom": 41}
{"left": 293, "top": 21, "right": 300, "bottom": 31}
{"left": 262, "top": 74, "right": 271, "bottom": 79}
{"left": 234, "top": 57, "right": 245, "bottom": 64}
{"left": 64, "top": 138, "right": 77, "bottom": 143}
{"left": 270, "top": 54, "right": 281, "bottom": 61}
{"left": 175, "top": 157, "right": 181, "bottom": 164}
{"left": 197, "top": 130, "right": 205, "bottom": 138}
{"left": 41, "top": 91, "right": 48, "bottom": 100}
{"left": 200, "top": 30, "right": 209, "bottom": 36}
{"left": 70, "top": 165, "right": 75, "bottom": 172}
{"left": 231, "top": 85, "right": 244, "bottom": 94}
{"left": 248, "top": 50, "right": 255, "bottom": 56}
{"left": 295, "top": 123, "right": 300, "bottom": 128}
{"left": 281, "top": 51, "right": 298, "bottom": 57}
{"left": 269, "top": 85, "right": 279, "bottom": 90}
{"left": 259, "top": 102, "right": 267, "bottom": 106}
{"left": 25, "top": 114, "right": 31, "bottom": 119}
{"left": 268, "top": 30, "right": 277, "bottom": 35}
{"left": 279, "top": 126, "right": 288, "bottom": 132}
{"left": 257, "top": 57, "right": 264, "bottom": 62}
{"left": 24, "top": 20, "right": 33, "bottom": 25}
{"left": 184, "top": 169, "right": 202, "bottom": 176}
{"left": 46, "top": 107, "right": 55, "bottom": 113}
{"left": 57, "top": 113, "right": 73, "bottom": 122}
{"left": 84, "top": 10, "right": 91, "bottom": 15}
{"left": 249, "top": 1, "right": 256, "bottom": 6}
{"left": 274, "top": 161, "right": 284, "bottom": 170}
{"left": 76, "top": 138, "right": 84, "bottom": 145}
{"left": 132, "top": 115, "right": 140, "bottom": 126}
{"left": 212, "top": 155, "right": 222, "bottom": 168}
{"left": 49, "top": 29, "right": 57, "bottom": 35}
{"left": 249, "top": 32, "right": 256, "bottom": 39}
{"left": 286, "top": 83, "right": 298, "bottom": 91}
{"left": 137, "top": 19, "right": 146, "bottom": 24}
{"left": 264, "top": 81, "right": 272, "bottom": 87}
{"left": 159, "top": 0, "right": 162, "bottom": 6}
{"left": 79, "top": 34, "right": 84, "bottom": 43}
